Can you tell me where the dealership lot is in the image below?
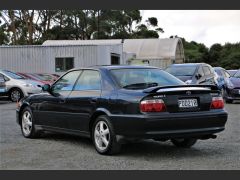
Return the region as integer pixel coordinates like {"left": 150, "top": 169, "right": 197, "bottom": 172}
{"left": 0, "top": 98, "right": 240, "bottom": 170}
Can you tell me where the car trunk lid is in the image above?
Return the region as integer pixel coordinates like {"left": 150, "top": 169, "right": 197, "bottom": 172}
{"left": 141, "top": 85, "right": 219, "bottom": 113}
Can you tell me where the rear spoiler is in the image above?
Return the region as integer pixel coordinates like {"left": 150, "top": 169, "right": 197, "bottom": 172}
{"left": 143, "top": 85, "right": 219, "bottom": 93}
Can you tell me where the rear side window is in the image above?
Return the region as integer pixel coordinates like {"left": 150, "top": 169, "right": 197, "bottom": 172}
{"left": 74, "top": 70, "right": 101, "bottom": 91}
{"left": 197, "top": 66, "right": 204, "bottom": 76}
{"left": 111, "top": 68, "right": 184, "bottom": 89}
{"left": 203, "top": 66, "right": 211, "bottom": 75}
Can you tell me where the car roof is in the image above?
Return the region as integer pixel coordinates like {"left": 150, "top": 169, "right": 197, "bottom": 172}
{"left": 168, "top": 63, "right": 206, "bottom": 67}
{"left": 213, "top": 67, "right": 224, "bottom": 70}
{"left": 71, "top": 65, "right": 160, "bottom": 71}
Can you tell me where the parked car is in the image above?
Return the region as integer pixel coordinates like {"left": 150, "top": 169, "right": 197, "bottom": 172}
{"left": 225, "top": 69, "right": 240, "bottom": 103}
{"left": 165, "top": 63, "right": 218, "bottom": 86}
{"left": 213, "top": 67, "right": 232, "bottom": 91}
{"left": 0, "top": 74, "right": 7, "bottom": 97}
{"left": 36, "top": 73, "right": 60, "bottom": 82}
{"left": 227, "top": 70, "right": 238, "bottom": 77}
{"left": 0, "top": 70, "right": 43, "bottom": 102}
{"left": 16, "top": 66, "right": 228, "bottom": 155}
{"left": 17, "top": 72, "right": 52, "bottom": 85}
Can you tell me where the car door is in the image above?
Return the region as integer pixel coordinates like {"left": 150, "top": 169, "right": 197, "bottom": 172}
{"left": 64, "top": 70, "right": 102, "bottom": 132}
{"left": 35, "top": 70, "right": 82, "bottom": 129}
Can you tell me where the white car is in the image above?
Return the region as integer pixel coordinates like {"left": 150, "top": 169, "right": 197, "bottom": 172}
{"left": 0, "top": 70, "right": 43, "bottom": 102}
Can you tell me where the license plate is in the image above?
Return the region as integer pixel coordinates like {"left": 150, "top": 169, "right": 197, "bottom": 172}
{"left": 178, "top": 99, "right": 198, "bottom": 108}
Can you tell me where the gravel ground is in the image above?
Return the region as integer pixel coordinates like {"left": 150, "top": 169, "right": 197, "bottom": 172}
{"left": 0, "top": 99, "right": 240, "bottom": 170}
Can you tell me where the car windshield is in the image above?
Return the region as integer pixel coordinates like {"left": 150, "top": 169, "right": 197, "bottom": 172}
{"left": 228, "top": 70, "right": 237, "bottom": 76}
{"left": 30, "top": 74, "right": 49, "bottom": 81}
{"left": 37, "top": 74, "right": 53, "bottom": 81}
{"left": 165, "top": 66, "right": 197, "bottom": 76}
{"left": 2, "top": 70, "right": 25, "bottom": 79}
{"left": 233, "top": 70, "right": 240, "bottom": 78}
{"left": 110, "top": 68, "right": 185, "bottom": 89}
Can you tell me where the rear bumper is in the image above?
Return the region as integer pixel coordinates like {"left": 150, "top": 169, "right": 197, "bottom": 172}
{"left": 110, "top": 110, "right": 228, "bottom": 139}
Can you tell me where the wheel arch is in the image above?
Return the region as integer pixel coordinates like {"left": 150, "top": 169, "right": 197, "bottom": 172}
{"left": 8, "top": 86, "right": 25, "bottom": 97}
{"left": 18, "top": 102, "right": 30, "bottom": 125}
{"left": 89, "top": 108, "right": 111, "bottom": 135}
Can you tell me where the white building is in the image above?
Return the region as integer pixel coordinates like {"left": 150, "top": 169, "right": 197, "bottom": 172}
{"left": 0, "top": 38, "right": 185, "bottom": 74}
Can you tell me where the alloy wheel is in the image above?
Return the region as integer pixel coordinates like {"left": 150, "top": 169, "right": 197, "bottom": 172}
{"left": 11, "top": 90, "right": 21, "bottom": 102}
{"left": 22, "top": 111, "right": 32, "bottom": 136}
{"left": 94, "top": 121, "right": 110, "bottom": 151}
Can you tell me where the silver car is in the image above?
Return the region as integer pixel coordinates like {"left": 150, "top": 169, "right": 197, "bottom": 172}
{"left": 0, "top": 70, "right": 43, "bottom": 102}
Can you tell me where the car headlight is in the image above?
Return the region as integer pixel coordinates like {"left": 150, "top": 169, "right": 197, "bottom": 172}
{"left": 185, "top": 80, "right": 192, "bottom": 84}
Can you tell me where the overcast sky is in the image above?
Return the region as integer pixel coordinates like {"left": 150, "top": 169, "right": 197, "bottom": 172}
{"left": 141, "top": 10, "right": 240, "bottom": 47}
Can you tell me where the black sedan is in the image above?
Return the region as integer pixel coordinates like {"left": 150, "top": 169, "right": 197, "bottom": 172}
{"left": 16, "top": 66, "right": 228, "bottom": 155}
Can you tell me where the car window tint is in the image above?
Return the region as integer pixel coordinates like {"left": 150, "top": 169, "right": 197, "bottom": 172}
{"left": 233, "top": 70, "right": 240, "bottom": 78}
{"left": 165, "top": 66, "right": 197, "bottom": 76}
{"left": 74, "top": 70, "right": 101, "bottom": 91}
{"left": 52, "top": 70, "right": 81, "bottom": 94}
{"left": 215, "top": 69, "right": 222, "bottom": 76}
{"left": 203, "top": 66, "right": 211, "bottom": 75}
{"left": 111, "top": 68, "right": 184, "bottom": 88}
{"left": 0, "top": 74, "right": 5, "bottom": 83}
{"left": 223, "top": 70, "right": 230, "bottom": 78}
{"left": 197, "top": 66, "right": 204, "bottom": 76}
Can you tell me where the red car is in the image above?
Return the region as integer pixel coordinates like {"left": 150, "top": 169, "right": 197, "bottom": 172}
{"left": 36, "top": 73, "right": 60, "bottom": 82}
{"left": 17, "top": 73, "right": 52, "bottom": 85}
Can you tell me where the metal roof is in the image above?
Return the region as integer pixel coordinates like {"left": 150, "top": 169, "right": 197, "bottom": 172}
{"left": 43, "top": 38, "right": 184, "bottom": 59}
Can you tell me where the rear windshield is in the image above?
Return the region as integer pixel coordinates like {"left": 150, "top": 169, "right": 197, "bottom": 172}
{"left": 110, "top": 68, "right": 184, "bottom": 89}
{"left": 165, "top": 66, "right": 197, "bottom": 76}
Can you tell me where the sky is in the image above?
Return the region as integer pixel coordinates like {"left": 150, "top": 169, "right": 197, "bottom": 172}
{"left": 141, "top": 10, "right": 240, "bottom": 47}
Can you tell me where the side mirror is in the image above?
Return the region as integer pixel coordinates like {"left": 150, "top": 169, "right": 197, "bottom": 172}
{"left": 42, "top": 84, "right": 51, "bottom": 92}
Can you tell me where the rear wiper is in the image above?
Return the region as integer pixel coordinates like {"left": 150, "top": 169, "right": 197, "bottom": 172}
{"left": 122, "top": 82, "right": 158, "bottom": 89}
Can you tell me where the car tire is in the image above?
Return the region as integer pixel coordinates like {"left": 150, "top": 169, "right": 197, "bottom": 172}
{"left": 20, "top": 107, "right": 39, "bottom": 138}
{"left": 171, "top": 138, "right": 197, "bottom": 148}
{"left": 9, "top": 88, "right": 23, "bottom": 102}
{"left": 225, "top": 99, "right": 233, "bottom": 104}
{"left": 92, "top": 115, "right": 121, "bottom": 155}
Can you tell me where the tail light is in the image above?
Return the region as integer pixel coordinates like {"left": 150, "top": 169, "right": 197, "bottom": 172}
{"left": 140, "top": 99, "right": 166, "bottom": 112}
{"left": 211, "top": 97, "right": 224, "bottom": 109}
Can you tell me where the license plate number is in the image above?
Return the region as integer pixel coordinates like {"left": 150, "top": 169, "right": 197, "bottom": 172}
{"left": 178, "top": 99, "right": 198, "bottom": 108}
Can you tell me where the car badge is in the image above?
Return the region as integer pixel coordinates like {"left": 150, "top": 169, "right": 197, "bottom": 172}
{"left": 186, "top": 91, "right": 191, "bottom": 95}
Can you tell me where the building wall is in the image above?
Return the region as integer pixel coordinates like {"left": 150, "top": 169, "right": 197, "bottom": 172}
{"left": 0, "top": 44, "right": 122, "bottom": 74}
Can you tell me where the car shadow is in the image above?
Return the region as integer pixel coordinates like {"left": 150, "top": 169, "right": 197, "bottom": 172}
{"left": 119, "top": 140, "right": 224, "bottom": 158}
{"left": 38, "top": 132, "right": 93, "bottom": 149}
{"left": 38, "top": 132, "right": 224, "bottom": 158}
{"left": 0, "top": 97, "right": 12, "bottom": 104}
